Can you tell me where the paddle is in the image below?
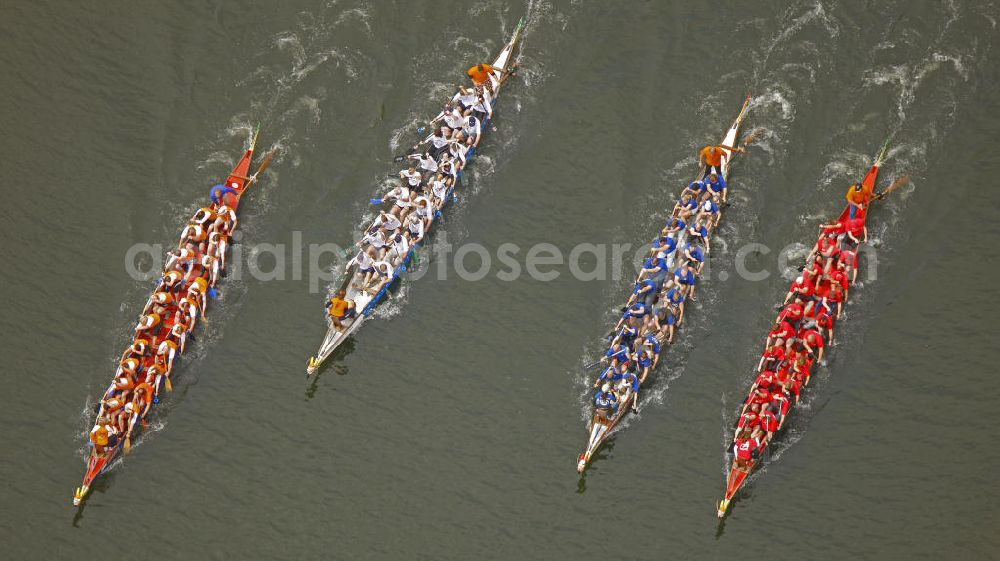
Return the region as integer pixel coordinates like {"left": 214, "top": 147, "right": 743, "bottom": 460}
{"left": 235, "top": 149, "right": 276, "bottom": 195}
{"left": 871, "top": 174, "right": 910, "bottom": 202}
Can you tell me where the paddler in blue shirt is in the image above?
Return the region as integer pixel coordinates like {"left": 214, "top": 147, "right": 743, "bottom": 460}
{"left": 594, "top": 363, "right": 624, "bottom": 388}
{"left": 594, "top": 384, "right": 619, "bottom": 417}
{"left": 641, "top": 254, "right": 669, "bottom": 285}
{"left": 630, "top": 277, "right": 658, "bottom": 307}
{"left": 621, "top": 368, "right": 641, "bottom": 413}
{"left": 681, "top": 180, "right": 707, "bottom": 199}
{"left": 684, "top": 242, "right": 706, "bottom": 274}
{"left": 674, "top": 263, "right": 698, "bottom": 300}
{"left": 634, "top": 348, "right": 654, "bottom": 384}
{"left": 662, "top": 216, "right": 685, "bottom": 237}
{"left": 650, "top": 235, "right": 677, "bottom": 258}
{"left": 705, "top": 172, "right": 727, "bottom": 203}
{"left": 604, "top": 342, "right": 630, "bottom": 367}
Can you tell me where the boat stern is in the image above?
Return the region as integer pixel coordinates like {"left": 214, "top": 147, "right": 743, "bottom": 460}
{"left": 73, "top": 485, "right": 89, "bottom": 506}
{"left": 716, "top": 498, "right": 731, "bottom": 518}
{"left": 74, "top": 453, "right": 106, "bottom": 506}
{"left": 306, "top": 356, "right": 321, "bottom": 375}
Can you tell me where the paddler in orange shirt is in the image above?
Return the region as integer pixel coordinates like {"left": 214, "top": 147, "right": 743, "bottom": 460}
{"left": 326, "top": 289, "right": 357, "bottom": 332}
{"left": 845, "top": 182, "right": 872, "bottom": 219}
{"left": 467, "top": 63, "right": 495, "bottom": 93}
{"left": 698, "top": 143, "right": 744, "bottom": 178}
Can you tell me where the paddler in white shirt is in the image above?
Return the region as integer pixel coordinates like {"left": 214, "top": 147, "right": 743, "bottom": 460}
{"left": 398, "top": 167, "right": 422, "bottom": 190}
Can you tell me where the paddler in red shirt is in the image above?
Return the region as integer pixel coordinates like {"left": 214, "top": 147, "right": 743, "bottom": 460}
{"left": 779, "top": 301, "right": 805, "bottom": 325}
{"left": 749, "top": 386, "right": 772, "bottom": 407}
{"left": 758, "top": 341, "right": 786, "bottom": 372}
{"left": 771, "top": 387, "right": 792, "bottom": 425}
{"left": 767, "top": 319, "right": 795, "bottom": 349}
{"left": 737, "top": 403, "right": 761, "bottom": 432}
{"left": 793, "top": 352, "right": 813, "bottom": 386}
{"left": 824, "top": 282, "right": 845, "bottom": 320}
{"left": 732, "top": 429, "right": 762, "bottom": 469}
{"left": 800, "top": 326, "right": 825, "bottom": 362}
{"left": 758, "top": 403, "right": 780, "bottom": 441}
{"left": 838, "top": 247, "right": 858, "bottom": 283}
{"left": 753, "top": 369, "right": 777, "bottom": 391}
{"left": 843, "top": 216, "right": 868, "bottom": 244}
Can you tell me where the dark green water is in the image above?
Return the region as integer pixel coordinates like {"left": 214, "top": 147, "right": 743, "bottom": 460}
{"left": 2, "top": 1, "right": 999, "bottom": 559}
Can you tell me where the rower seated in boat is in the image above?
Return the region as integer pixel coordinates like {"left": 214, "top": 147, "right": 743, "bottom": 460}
{"left": 650, "top": 301, "right": 678, "bottom": 344}
{"left": 365, "top": 261, "right": 394, "bottom": 294}
{"left": 650, "top": 234, "right": 677, "bottom": 259}
{"left": 806, "top": 300, "right": 835, "bottom": 342}
{"left": 385, "top": 184, "right": 413, "bottom": 219}
{"left": 611, "top": 323, "right": 639, "bottom": 350}
{"left": 455, "top": 85, "right": 478, "bottom": 113}
{"left": 408, "top": 151, "right": 438, "bottom": 175}
{"left": 663, "top": 285, "right": 686, "bottom": 319}
{"left": 186, "top": 276, "right": 210, "bottom": 315}
{"left": 822, "top": 281, "right": 845, "bottom": 320}
{"left": 121, "top": 337, "right": 149, "bottom": 363}
{"left": 163, "top": 269, "right": 184, "bottom": 291}
{"left": 767, "top": 319, "right": 795, "bottom": 349}
{"left": 428, "top": 176, "right": 450, "bottom": 209}
{"left": 799, "top": 325, "right": 825, "bottom": 362}
{"left": 695, "top": 197, "right": 719, "bottom": 230}
{"left": 135, "top": 312, "right": 161, "bottom": 334}
{"left": 404, "top": 212, "right": 425, "bottom": 243}
{"left": 416, "top": 128, "right": 452, "bottom": 160}
{"left": 758, "top": 341, "right": 785, "bottom": 372}
{"left": 326, "top": 289, "right": 357, "bottom": 331}
{"left": 842, "top": 215, "right": 867, "bottom": 244}
{"left": 673, "top": 193, "right": 698, "bottom": 221}
{"left": 594, "top": 363, "right": 624, "bottom": 389}
{"left": 113, "top": 369, "right": 136, "bottom": 393}
{"left": 389, "top": 233, "right": 410, "bottom": 264}
{"left": 662, "top": 216, "right": 685, "bottom": 237}
{"left": 673, "top": 264, "right": 697, "bottom": 300}
{"left": 758, "top": 403, "right": 779, "bottom": 441}
{"left": 604, "top": 342, "right": 629, "bottom": 368}
{"left": 200, "top": 253, "right": 220, "bottom": 287}
{"left": 593, "top": 383, "right": 619, "bottom": 419}
{"left": 771, "top": 387, "right": 792, "bottom": 427}
{"left": 192, "top": 206, "right": 217, "bottom": 226}
{"left": 684, "top": 242, "right": 706, "bottom": 274}
{"left": 377, "top": 211, "right": 402, "bottom": 236}
{"left": 212, "top": 205, "right": 238, "bottom": 235}
{"left": 624, "top": 301, "right": 649, "bottom": 328}
{"left": 460, "top": 114, "right": 481, "bottom": 147}
{"left": 398, "top": 167, "right": 423, "bottom": 192}
{"left": 631, "top": 277, "right": 658, "bottom": 308}
{"left": 705, "top": 172, "right": 728, "bottom": 203}
{"left": 687, "top": 220, "right": 711, "bottom": 251}
{"left": 736, "top": 404, "right": 760, "bottom": 432}
{"left": 640, "top": 254, "right": 669, "bottom": 286}
{"left": 681, "top": 180, "right": 707, "bottom": 199}
{"left": 753, "top": 369, "right": 777, "bottom": 392}
{"left": 619, "top": 368, "right": 641, "bottom": 413}
{"left": 90, "top": 416, "right": 118, "bottom": 454}
{"left": 470, "top": 89, "right": 493, "bottom": 122}
{"left": 731, "top": 429, "right": 761, "bottom": 469}
{"left": 634, "top": 348, "right": 654, "bottom": 384}
{"left": 779, "top": 301, "right": 805, "bottom": 326}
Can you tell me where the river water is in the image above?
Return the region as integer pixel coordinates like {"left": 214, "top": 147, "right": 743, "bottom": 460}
{"left": 2, "top": 1, "right": 999, "bottom": 559}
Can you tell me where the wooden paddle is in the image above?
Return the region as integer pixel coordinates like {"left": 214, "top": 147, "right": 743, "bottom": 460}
{"left": 871, "top": 174, "right": 910, "bottom": 202}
